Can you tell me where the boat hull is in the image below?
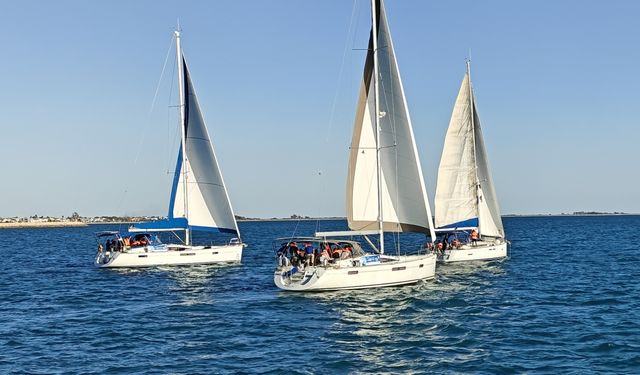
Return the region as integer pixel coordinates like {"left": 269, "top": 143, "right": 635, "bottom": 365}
{"left": 95, "top": 244, "right": 243, "bottom": 268}
{"left": 274, "top": 254, "right": 436, "bottom": 292}
{"left": 438, "top": 240, "right": 507, "bottom": 263}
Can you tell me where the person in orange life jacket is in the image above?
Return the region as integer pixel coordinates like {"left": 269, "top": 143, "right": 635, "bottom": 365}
{"left": 470, "top": 229, "right": 479, "bottom": 246}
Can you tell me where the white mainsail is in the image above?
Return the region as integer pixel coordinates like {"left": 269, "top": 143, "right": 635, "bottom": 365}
{"left": 134, "top": 34, "right": 239, "bottom": 238}
{"left": 347, "top": 0, "right": 435, "bottom": 237}
{"left": 434, "top": 63, "right": 503, "bottom": 238}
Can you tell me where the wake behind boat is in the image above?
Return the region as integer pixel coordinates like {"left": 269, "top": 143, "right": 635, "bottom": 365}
{"left": 274, "top": 0, "right": 437, "bottom": 291}
{"left": 95, "top": 30, "right": 244, "bottom": 268}
{"left": 434, "top": 61, "right": 507, "bottom": 263}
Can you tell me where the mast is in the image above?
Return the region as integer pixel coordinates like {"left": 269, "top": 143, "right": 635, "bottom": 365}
{"left": 467, "top": 59, "right": 480, "bottom": 236}
{"left": 175, "top": 30, "right": 191, "bottom": 245}
{"left": 371, "top": 0, "right": 384, "bottom": 254}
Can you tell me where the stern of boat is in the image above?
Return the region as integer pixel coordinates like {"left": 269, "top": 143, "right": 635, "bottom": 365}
{"left": 438, "top": 239, "right": 508, "bottom": 263}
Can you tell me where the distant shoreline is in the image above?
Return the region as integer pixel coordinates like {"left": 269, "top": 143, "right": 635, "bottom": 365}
{"left": 236, "top": 217, "right": 346, "bottom": 222}
{"left": 503, "top": 213, "right": 636, "bottom": 218}
{"left": 1, "top": 213, "right": 636, "bottom": 229}
{"left": 0, "top": 222, "right": 88, "bottom": 229}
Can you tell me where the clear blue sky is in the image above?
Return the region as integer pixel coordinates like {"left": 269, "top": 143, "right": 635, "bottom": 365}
{"left": 1, "top": 0, "right": 639, "bottom": 218}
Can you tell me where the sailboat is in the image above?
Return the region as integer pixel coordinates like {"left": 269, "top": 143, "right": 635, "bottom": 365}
{"left": 95, "top": 30, "right": 244, "bottom": 268}
{"left": 434, "top": 61, "right": 507, "bottom": 263}
{"left": 273, "top": 0, "right": 437, "bottom": 291}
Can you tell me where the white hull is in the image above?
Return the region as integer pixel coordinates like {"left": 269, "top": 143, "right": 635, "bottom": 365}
{"left": 274, "top": 254, "right": 436, "bottom": 292}
{"left": 95, "top": 244, "right": 243, "bottom": 268}
{"left": 438, "top": 240, "right": 507, "bottom": 263}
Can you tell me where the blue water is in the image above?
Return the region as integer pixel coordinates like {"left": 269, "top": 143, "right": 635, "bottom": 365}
{"left": 1, "top": 216, "right": 639, "bottom": 374}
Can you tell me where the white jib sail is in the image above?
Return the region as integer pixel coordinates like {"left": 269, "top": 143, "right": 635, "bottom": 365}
{"left": 171, "top": 55, "right": 239, "bottom": 234}
{"left": 472, "top": 103, "right": 504, "bottom": 238}
{"left": 347, "top": 0, "right": 434, "bottom": 235}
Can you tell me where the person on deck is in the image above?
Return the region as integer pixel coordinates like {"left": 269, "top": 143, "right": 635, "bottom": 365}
{"left": 340, "top": 245, "right": 352, "bottom": 259}
{"left": 451, "top": 238, "right": 461, "bottom": 249}
{"left": 287, "top": 242, "right": 299, "bottom": 266}
{"left": 139, "top": 236, "right": 149, "bottom": 246}
{"left": 470, "top": 229, "right": 479, "bottom": 246}
{"left": 319, "top": 245, "right": 331, "bottom": 266}
{"left": 304, "top": 242, "right": 315, "bottom": 266}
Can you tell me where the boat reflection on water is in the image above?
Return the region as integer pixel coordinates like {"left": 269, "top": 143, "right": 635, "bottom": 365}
{"left": 107, "top": 264, "right": 240, "bottom": 306}
{"left": 163, "top": 265, "right": 243, "bottom": 306}
{"left": 280, "top": 260, "right": 507, "bottom": 370}
{"left": 291, "top": 284, "right": 440, "bottom": 368}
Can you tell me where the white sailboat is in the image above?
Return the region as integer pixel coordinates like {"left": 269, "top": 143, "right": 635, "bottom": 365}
{"left": 95, "top": 30, "right": 244, "bottom": 268}
{"left": 434, "top": 61, "right": 507, "bottom": 263}
{"left": 273, "top": 0, "right": 437, "bottom": 291}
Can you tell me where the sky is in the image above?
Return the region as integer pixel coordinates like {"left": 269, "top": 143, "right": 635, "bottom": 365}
{"left": 1, "top": 0, "right": 639, "bottom": 218}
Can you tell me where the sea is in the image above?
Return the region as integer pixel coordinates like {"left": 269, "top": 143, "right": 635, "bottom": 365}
{"left": 1, "top": 215, "right": 639, "bottom": 374}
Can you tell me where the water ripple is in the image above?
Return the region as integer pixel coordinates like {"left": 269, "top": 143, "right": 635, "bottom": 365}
{"left": 1, "top": 216, "right": 640, "bottom": 373}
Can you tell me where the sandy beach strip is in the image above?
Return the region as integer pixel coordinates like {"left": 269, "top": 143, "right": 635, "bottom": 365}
{"left": 0, "top": 222, "right": 88, "bottom": 229}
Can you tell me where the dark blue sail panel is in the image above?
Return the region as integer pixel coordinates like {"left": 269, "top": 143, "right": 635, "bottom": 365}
{"left": 130, "top": 218, "right": 237, "bottom": 235}
{"left": 182, "top": 56, "right": 190, "bottom": 136}
{"left": 190, "top": 225, "right": 238, "bottom": 235}
{"left": 132, "top": 218, "right": 189, "bottom": 230}
{"left": 167, "top": 145, "right": 183, "bottom": 219}
{"left": 438, "top": 218, "right": 479, "bottom": 230}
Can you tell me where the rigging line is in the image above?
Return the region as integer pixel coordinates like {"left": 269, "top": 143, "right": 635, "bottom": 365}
{"left": 288, "top": 220, "right": 302, "bottom": 245}
{"left": 115, "top": 34, "right": 175, "bottom": 215}
{"left": 314, "top": 0, "right": 359, "bottom": 222}
{"left": 325, "top": 0, "right": 359, "bottom": 144}
{"left": 150, "top": 36, "right": 176, "bottom": 117}
{"left": 167, "top": 50, "right": 178, "bottom": 175}
{"left": 170, "top": 230, "right": 185, "bottom": 245}
{"left": 132, "top": 34, "right": 175, "bottom": 169}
